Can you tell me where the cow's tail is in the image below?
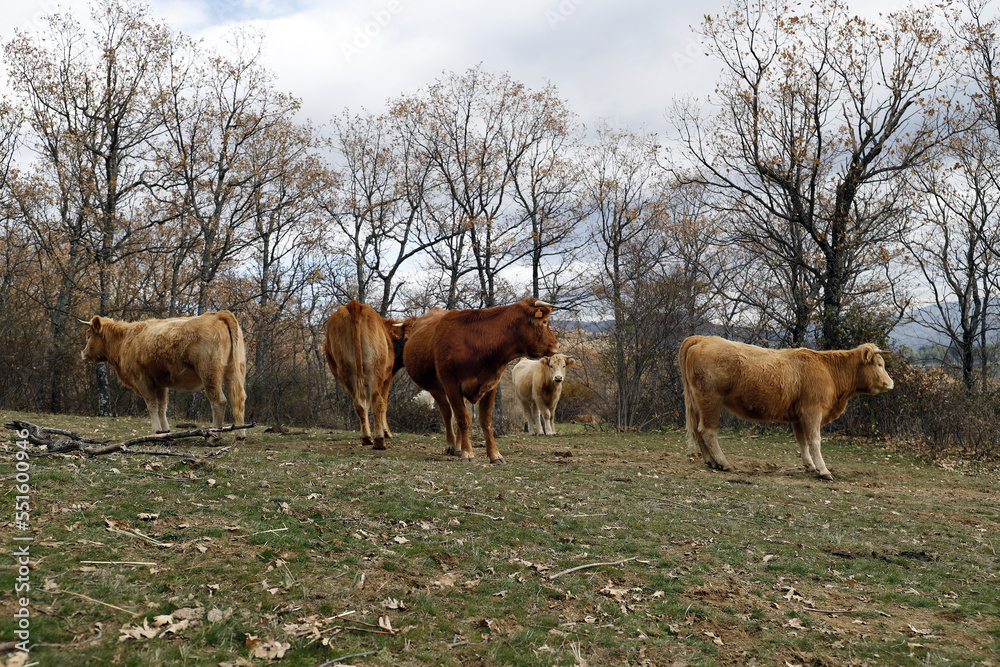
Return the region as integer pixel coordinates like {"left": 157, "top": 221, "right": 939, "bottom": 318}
{"left": 219, "top": 311, "right": 247, "bottom": 438}
{"left": 218, "top": 311, "right": 246, "bottom": 370}
{"left": 347, "top": 301, "right": 369, "bottom": 402}
{"left": 678, "top": 336, "right": 698, "bottom": 455}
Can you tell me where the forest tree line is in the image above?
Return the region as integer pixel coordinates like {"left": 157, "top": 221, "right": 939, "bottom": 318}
{"left": 2, "top": 0, "right": 1000, "bottom": 452}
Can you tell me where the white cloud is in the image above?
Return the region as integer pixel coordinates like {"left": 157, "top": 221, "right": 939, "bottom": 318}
{"left": 0, "top": 0, "right": 922, "bottom": 131}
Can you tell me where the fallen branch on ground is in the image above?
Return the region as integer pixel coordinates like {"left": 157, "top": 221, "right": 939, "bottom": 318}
{"left": 548, "top": 556, "right": 638, "bottom": 580}
{"left": 3, "top": 419, "right": 255, "bottom": 458}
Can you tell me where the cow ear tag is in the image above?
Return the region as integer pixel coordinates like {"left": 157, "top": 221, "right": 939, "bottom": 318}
{"left": 534, "top": 309, "right": 543, "bottom": 318}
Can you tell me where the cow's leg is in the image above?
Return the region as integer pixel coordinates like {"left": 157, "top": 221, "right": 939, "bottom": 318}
{"left": 529, "top": 401, "right": 542, "bottom": 436}
{"left": 203, "top": 377, "right": 228, "bottom": 446}
{"left": 791, "top": 422, "right": 817, "bottom": 472}
{"left": 684, "top": 391, "right": 702, "bottom": 458}
{"left": 224, "top": 364, "right": 246, "bottom": 442}
{"left": 446, "top": 390, "right": 474, "bottom": 461}
{"left": 142, "top": 386, "right": 168, "bottom": 434}
{"left": 695, "top": 402, "right": 733, "bottom": 472}
{"left": 517, "top": 397, "right": 535, "bottom": 435}
{"left": 796, "top": 418, "right": 832, "bottom": 480}
{"left": 437, "top": 397, "right": 458, "bottom": 456}
{"left": 353, "top": 396, "right": 373, "bottom": 448}
{"left": 377, "top": 373, "right": 394, "bottom": 441}
{"left": 541, "top": 405, "right": 556, "bottom": 436}
{"left": 155, "top": 387, "right": 170, "bottom": 433}
{"left": 478, "top": 387, "right": 503, "bottom": 463}
{"left": 371, "top": 381, "right": 389, "bottom": 450}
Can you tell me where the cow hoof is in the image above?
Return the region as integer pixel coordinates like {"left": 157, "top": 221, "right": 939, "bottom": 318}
{"left": 489, "top": 457, "right": 505, "bottom": 464}
{"left": 819, "top": 472, "right": 834, "bottom": 481}
{"left": 235, "top": 436, "right": 246, "bottom": 444}
{"left": 361, "top": 436, "right": 374, "bottom": 447}
{"left": 206, "top": 433, "right": 221, "bottom": 446}
{"left": 461, "top": 455, "right": 475, "bottom": 462}
{"left": 444, "top": 447, "right": 459, "bottom": 456}
{"left": 373, "top": 438, "right": 387, "bottom": 450}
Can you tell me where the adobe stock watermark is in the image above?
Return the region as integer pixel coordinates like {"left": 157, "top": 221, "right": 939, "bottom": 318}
{"left": 671, "top": 34, "right": 705, "bottom": 74}
{"left": 340, "top": 0, "right": 404, "bottom": 63}
{"left": 546, "top": 0, "right": 587, "bottom": 30}
{"left": 10, "top": 428, "right": 33, "bottom": 656}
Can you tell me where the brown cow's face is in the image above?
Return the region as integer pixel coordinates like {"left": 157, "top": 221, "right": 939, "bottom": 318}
{"left": 80, "top": 317, "right": 108, "bottom": 363}
{"left": 523, "top": 301, "right": 560, "bottom": 359}
{"left": 859, "top": 345, "right": 894, "bottom": 394}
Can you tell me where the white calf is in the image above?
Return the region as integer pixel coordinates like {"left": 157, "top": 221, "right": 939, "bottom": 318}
{"left": 512, "top": 354, "right": 574, "bottom": 436}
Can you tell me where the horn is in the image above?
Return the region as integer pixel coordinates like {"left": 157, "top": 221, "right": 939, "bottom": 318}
{"left": 78, "top": 318, "right": 92, "bottom": 326}
{"left": 533, "top": 300, "right": 556, "bottom": 309}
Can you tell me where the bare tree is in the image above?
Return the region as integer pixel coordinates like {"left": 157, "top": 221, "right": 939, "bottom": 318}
{"left": 671, "top": 0, "right": 954, "bottom": 349}
{"left": 579, "top": 123, "right": 667, "bottom": 429}
{"left": 321, "top": 107, "right": 439, "bottom": 315}
{"left": 5, "top": 0, "right": 175, "bottom": 415}
{"left": 150, "top": 29, "right": 301, "bottom": 315}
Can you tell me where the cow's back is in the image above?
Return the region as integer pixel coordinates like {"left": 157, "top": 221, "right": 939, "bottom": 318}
{"left": 325, "top": 302, "right": 391, "bottom": 387}
{"left": 687, "top": 336, "right": 836, "bottom": 423}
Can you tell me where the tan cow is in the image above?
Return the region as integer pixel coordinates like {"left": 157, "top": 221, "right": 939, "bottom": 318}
{"left": 324, "top": 300, "right": 405, "bottom": 450}
{"left": 80, "top": 311, "right": 247, "bottom": 441}
{"left": 512, "top": 354, "right": 574, "bottom": 436}
{"left": 679, "top": 335, "right": 894, "bottom": 480}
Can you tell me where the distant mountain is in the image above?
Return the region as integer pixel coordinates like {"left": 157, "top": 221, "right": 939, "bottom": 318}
{"left": 890, "top": 302, "right": 1000, "bottom": 351}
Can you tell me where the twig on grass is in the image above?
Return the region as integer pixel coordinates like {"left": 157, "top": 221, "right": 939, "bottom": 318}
{"left": 80, "top": 561, "right": 157, "bottom": 566}
{"left": 318, "top": 651, "right": 377, "bottom": 666}
{"left": 548, "top": 556, "right": 638, "bottom": 580}
{"left": 247, "top": 524, "right": 289, "bottom": 537}
{"left": 105, "top": 524, "right": 175, "bottom": 548}
{"left": 45, "top": 589, "right": 138, "bottom": 616}
{"left": 446, "top": 508, "right": 504, "bottom": 521}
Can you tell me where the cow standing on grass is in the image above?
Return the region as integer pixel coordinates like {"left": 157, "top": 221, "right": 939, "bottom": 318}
{"left": 324, "top": 300, "right": 405, "bottom": 450}
{"left": 80, "top": 311, "right": 247, "bottom": 442}
{"left": 403, "top": 298, "right": 560, "bottom": 463}
{"left": 513, "top": 354, "right": 574, "bottom": 436}
{"left": 679, "top": 335, "right": 894, "bottom": 480}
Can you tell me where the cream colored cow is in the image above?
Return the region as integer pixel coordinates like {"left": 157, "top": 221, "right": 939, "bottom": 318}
{"left": 81, "top": 311, "right": 247, "bottom": 441}
{"left": 512, "top": 354, "right": 574, "bottom": 436}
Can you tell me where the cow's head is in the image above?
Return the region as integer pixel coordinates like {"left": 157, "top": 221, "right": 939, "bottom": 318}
{"left": 541, "top": 354, "right": 574, "bottom": 384}
{"left": 518, "top": 298, "right": 560, "bottom": 359}
{"left": 79, "top": 316, "right": 109, "bottom": 363}
{"left": 857, "top": 344, "right": 894, "bottom": 394}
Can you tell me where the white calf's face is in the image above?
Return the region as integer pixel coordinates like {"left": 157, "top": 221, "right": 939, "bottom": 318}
{"left": 542, "top": 354, "right": 574, "bottom": 384}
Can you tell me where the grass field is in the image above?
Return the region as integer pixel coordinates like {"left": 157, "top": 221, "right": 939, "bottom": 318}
{"left": 1, "top": 410, "right": 999, "bottom": 666}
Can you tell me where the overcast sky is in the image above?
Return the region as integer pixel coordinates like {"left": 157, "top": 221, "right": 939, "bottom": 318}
{"left": 0, "top": 0, "right": 721, "bottom": 133}
{"left": 1, "top": 0, "right": 924, "bottom": 135}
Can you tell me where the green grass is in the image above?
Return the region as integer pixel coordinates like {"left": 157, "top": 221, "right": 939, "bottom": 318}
{"left": 1, "top": 410, "right": 999, "bottom": 665}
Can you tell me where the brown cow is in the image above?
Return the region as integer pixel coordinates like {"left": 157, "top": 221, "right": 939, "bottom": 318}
{"left": 80, "top": 311, "right": 247, "bottom": 441}
{"left": 512, "top": 354, "right": 574, "bottom": 436}
{"left": 679, "top": 335, "right": 894, "bottom": 480}
{"left": 324, "top": 300, "right": 405, "bottom": 449}
{"left": 402, "top": 298, "right": 560, "bottom": 463}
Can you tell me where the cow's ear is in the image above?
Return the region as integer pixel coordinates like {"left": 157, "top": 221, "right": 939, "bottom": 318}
{"left": 862, "top": 345, "right": 875, "bottom": 363}
{"left": 566, "top": 358, "right": 575, "bottom": 367}
{"left": 540, "top": 357, "right": 550, "bottom": 366}
{"left": 90, "top": 316, "right": 102, "bottom": 333}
